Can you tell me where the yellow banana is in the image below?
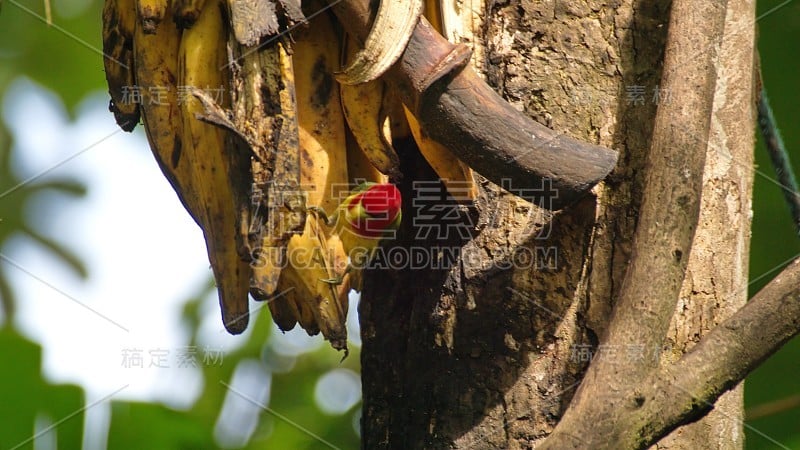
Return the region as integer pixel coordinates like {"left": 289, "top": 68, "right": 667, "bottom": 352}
{"left": 173, "top": 0, "right": 206, "bottom": 28}
{"left": 133, "top": 0, "right": 252, "bottom": 333}
{"left": 179, "top": 0, "right": 251, "bottom": 333}
{"left": 135, "top": 0, "right": 168, "bottom": 33}
{"left": 382, "top": 89, "right": 412, "bottom": 141}
{"left": 133, "top": 8, "right": 201, "bottom": 219}
{"left": 336, "top": 0, "right": 424, "bottom": 85}
{"left": 340, "top": 35, "right": 402, "bottom": 178}
{"left": 346, "top": 128, "right": 388, "bottom": 185}
{"left": 281, "top": 282, "right": 315, "bottom": 334}
{"left": 290, "top": 8, "right": 349, "bottom": 215}
{"left": 276, "top": 4, "right": 351, "bottom": 351}
{"left": 102, "top": 0, "right": 140, "bottom": 131}
{"left": 404, "top": 105, "right": 477, "bottom": 201}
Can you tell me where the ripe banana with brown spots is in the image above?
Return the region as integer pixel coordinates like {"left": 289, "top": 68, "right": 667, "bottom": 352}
{"left": 178, "top": 0, "right": 251, "bottom": 333}
{"left": 223, "top": 37, "right": 306, "bottom": 329}
{"left": 346, "top": 128, "right": 388, "bottom": 185}
{"left": 102, "top": 0, "right": 140, "bottom": 131}
{"left": 132, "top": 5, "right": 200, "bottom": 218}
{"left": 339, "top": 35, "right": 402, "bottom": 179}
{"left": 278, "top": 217, "right": 350, "bottom": 346}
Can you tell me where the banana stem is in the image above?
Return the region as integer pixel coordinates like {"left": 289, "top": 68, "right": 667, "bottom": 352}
{"left": 328, "top": 1, "right": 618, "bottom": 209}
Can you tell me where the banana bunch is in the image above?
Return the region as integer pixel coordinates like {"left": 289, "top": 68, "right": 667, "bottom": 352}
{"left": 102, "top": 0, "right": 480, "bottom": 349}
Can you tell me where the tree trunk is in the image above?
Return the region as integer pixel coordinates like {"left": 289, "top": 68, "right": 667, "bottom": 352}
{"left": 360, "top": 1, "right": 754, "bottom": 448}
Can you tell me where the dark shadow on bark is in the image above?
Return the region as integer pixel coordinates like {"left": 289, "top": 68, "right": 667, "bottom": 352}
{"left": 587, "top": 0, "right": 671, "bottom": 336}
{"left": 360, "top": 135, "right": 599, "bottom": 447}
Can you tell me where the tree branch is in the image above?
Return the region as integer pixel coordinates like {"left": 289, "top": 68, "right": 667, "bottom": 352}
{"left": 541, "top": 0, "right": 730, "bottom": 447}
{"left": 625, "top": 257, "right": 800, "bottom": 447}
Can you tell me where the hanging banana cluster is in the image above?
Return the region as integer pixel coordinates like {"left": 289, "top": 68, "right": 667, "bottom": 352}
{"left": 101, "top": 0, "right": 479, "bottom": 351}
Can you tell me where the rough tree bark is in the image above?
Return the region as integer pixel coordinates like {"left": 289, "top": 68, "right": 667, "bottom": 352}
{"left": 658, "top": 0, "right": 755, "bottom": 446}
{"left": 359, "top": 0, "right": 755, "bottom": 449}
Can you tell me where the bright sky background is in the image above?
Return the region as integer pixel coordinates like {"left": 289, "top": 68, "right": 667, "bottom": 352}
{"left": 2, "top": 77, "right": 361, "bottom": 448}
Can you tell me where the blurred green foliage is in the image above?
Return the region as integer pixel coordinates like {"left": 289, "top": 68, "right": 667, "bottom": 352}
{"left": 104, "top": 282, "right": 361, "bottom": 450}
{"left": 0, "top": 328, "right": 85, "bottom": 449}
{"left": 746, "top": 2, "right": 800, "bottom": 448}
{"left": 0, "top": 130, "right": 87, "bottom": 322}
{"left": 0, "top": 0, "right": 798, "bottom": 448}
{"left": 0, "top": 1, "right": 360, "bottom": 448}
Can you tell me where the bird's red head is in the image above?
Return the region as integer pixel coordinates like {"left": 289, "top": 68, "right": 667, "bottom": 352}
{"left": 344, "top": 183, "right": 402, "bottom": 238}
